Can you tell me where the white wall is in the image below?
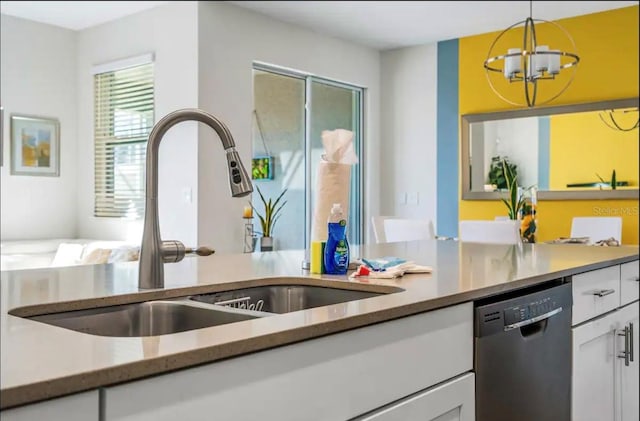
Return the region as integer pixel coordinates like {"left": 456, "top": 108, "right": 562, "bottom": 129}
{"left": 482, "top": 117, "right": 539, "bottom": 188}
{"left": 0, "top": 14, "right": 78, "bottom": 241}
{"left": 379, "top": 45, "right": 438, "bottom": 228}
{"left": 75, "top": 1, "right": 200, "bottom": 245}
{"left": 196, "top": 2, "right": 380, "bottom": 252}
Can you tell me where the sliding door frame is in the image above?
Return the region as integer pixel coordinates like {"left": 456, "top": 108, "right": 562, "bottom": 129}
{"left": 252, "top": 62, "right": 365, "bottom": 251}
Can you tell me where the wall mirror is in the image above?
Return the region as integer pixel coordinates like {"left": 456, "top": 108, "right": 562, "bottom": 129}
{"left": 461, "top": 97, "right": 640, "bottom": 200}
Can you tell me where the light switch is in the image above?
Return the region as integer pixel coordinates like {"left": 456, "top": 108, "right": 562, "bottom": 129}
{"left": 398, "top": 192, "right": 407, "bottom": 205}
{"left": 407, "top": 192, "right": 419, "bottom": 205}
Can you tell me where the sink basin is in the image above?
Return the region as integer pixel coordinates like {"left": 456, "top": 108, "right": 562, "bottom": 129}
{"left": 28, "top": 300, "right": 259, "bottom": 337}
{"left": 190, "top": 285, "right": 384, "bottom": 314}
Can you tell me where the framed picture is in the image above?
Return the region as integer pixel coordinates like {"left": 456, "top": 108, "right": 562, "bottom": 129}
{"left": 10, "top": 114, "right": 60, "bottom": 176}
{"left": 251, "top": 155, "right": 274, "bottom": 180}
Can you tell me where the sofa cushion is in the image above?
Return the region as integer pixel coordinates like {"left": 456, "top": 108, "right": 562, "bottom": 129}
{"left": 50, "top": 243, "right": 85, "bottom": 268}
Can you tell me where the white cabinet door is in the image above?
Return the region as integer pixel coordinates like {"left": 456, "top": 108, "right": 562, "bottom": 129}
{"left": 352, "top": 373, "right": 474, "bottom": 421}
{"left": 616, "top": 302, "right": 639, "bottom": 421}
{"left": 0, "top": 391, "right": 99, "bottom": 421}
{"left": 572, "top": 309, "right": 619, "bottom": 421}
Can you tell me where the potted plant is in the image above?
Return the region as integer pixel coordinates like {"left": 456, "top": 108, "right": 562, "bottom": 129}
{"left": 250, "top": 186, "right": 287, "bottom": 252}
{"left": 500, "top": 159, "right": 537, "bottom": 243}
{"left": 488, "top": 156, "right": 518, "bottom": 190}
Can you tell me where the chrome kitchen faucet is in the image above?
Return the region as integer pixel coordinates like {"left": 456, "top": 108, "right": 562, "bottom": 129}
{"left": 138, "top": 109, "right": 253, "bottom": 289}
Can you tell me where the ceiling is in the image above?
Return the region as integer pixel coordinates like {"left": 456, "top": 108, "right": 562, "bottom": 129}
{"left": 0, "top": 1, "right": 169, "bottom": 31}
{"left": 1, "top": 1, "right": 637, "bottom": 49}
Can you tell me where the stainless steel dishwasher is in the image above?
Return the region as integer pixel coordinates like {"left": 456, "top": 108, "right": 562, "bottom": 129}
{"left": 474, "top": 281, "right": 572, "bottom": 421}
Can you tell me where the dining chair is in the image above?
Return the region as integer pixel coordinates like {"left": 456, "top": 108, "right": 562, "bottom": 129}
{"left": 371, "top": 216, "right": 434, "bottom": 243}
{"left": 459, "top": 220, "right": 521, "bottom": 245}
{"left": 570, "top": 217, "right": 622, "bottom": 244}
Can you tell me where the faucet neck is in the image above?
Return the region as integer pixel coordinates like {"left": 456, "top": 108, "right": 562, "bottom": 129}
{"left": 145, "top": 109, "right": 237, "bottom": 200}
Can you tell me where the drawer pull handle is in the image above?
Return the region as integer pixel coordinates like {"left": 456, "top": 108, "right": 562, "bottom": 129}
{"left": 593, "top": 289, "right": 615, "bottom": 297}
{"left": 630, "top": 322, "right": 635, "bottom": 363}
{"left": 618, "top": 325, "right": 631, "bottom": 367}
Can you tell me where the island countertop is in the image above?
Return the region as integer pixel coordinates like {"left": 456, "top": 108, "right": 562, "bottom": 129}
{"left": 1, "top": 240, "right": 638, "bottom": 409}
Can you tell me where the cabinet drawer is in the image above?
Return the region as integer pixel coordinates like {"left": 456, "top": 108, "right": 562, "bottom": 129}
{"left": 620, "top": 260, "right": 639, "bottom": 307}
{"left": 352, "top": 372, "right": 474, "bottom": 421}
{"left": 572, "top": 265, "right": 620, "bottom": 325}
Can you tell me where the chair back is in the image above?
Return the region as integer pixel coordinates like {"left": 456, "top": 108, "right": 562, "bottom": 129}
{"left": 371, "top": 216, "right": 433, "bottom": 243}
{"left": 459, "top": 220, "right": 521, "bottom": 245}
{"left": 570, "top": 217, "right": 622, "bottom": 243}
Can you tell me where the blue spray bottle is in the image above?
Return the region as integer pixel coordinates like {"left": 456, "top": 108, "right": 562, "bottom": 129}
{"left": 324, "top": 203, "right": 350, "bottom": 275}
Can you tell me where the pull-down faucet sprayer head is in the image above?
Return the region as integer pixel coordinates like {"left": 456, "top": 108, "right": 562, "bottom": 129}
{"left": 225, "top": 148, "right": 253, "bottom": 197}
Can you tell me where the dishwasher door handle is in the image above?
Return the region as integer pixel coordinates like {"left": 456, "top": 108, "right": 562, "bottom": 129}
{"left": 504, "top": 307, "right": 563, "bottom": 331}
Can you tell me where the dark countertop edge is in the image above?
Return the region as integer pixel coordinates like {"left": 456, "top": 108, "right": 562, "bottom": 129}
{"left": 1, "top": 254, "right": 639, "bottom": 410}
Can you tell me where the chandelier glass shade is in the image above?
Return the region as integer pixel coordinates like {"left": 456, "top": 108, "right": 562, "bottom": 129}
{"left": 484, "top": 2, "right": 580, "bottom": 108}
{"left": 599, "top": 108, "right": 640, "bottom": 132}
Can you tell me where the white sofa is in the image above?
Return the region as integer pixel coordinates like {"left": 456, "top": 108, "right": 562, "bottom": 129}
{"left": 1, "top": 238, "right": 139, "bottom": 271}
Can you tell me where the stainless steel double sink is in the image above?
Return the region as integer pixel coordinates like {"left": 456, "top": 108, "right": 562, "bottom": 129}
{"left": 25, "top": 284, "right": 392, "bottom": 338}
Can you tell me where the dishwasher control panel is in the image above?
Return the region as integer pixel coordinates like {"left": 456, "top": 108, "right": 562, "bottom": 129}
{"left": 504, "top": 296, "right": 559, "bottom": 325}
{"left": 474, "top": 282, "right": 571, "bottom": 337}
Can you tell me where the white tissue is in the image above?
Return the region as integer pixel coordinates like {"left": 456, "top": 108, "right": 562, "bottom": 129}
{"left": 311, "top": 129, "right": 358, "bottom": 242}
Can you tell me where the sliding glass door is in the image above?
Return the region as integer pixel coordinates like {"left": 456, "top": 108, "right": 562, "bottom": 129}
{"left": 252, "top": 65, "right": 363, "bottom": 251}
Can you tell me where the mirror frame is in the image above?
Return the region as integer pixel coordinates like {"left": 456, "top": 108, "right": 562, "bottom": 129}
{"left": 461, "top": 97, "right": 640, "bottom": 200}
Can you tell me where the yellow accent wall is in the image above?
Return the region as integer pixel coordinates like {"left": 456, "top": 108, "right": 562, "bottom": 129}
{"left": 458, "top": 6, "right": 639, "bottom": 244}
{"left": 549, "top": 110, "right": 639, "bottom": 190}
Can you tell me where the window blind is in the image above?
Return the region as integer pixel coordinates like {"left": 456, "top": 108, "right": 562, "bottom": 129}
{"left": 94, "top": 62, "right": 154, "bottom": 218}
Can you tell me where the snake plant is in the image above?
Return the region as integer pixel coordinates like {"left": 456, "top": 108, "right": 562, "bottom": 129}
{"left": 500, "top": 159, "right": 526, "bottom": 220}
{"left": 250, "top": 186, "right": 287, "bottom": 237}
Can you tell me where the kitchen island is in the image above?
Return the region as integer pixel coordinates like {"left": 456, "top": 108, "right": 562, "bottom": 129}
{"left": 1, "top": 240, "right": 638, "bottom": 420}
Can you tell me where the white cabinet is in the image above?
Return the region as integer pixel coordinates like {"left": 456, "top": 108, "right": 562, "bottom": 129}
{"left": 0, "top": 391, "right": 99, "bottom": 421}
{"left": 352, "top": 373, "right": 474, "bottom": 421}
{"left": 616, "top": 302, "right": 639, "bottom": 421}
{"left": 102, "top": 303, "right": 473, "bottom": 421}
{"left": 572, "top": 266, "right": 639, "bottom": 421}
{"left": 572, "top": 308, "right": 618, "bottom": 421}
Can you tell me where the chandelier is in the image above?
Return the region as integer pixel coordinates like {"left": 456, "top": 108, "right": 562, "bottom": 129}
{"left": 599, "top": 108, "right": 639, "bottom": 132}
{"left": 484, "top": 1, "right": 580, "bottom": 107}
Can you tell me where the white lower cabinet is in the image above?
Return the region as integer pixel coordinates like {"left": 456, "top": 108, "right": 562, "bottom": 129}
{"left": 616, "top": 302, "right": 639, "bottom": 421}
{"left": 352, "top": 372, "right": 474, "bottom": 421}
{"left": 0, "top": 391, "right": 99, "bottom": 421}
{"left": 572, "top": 300, "right": 639, "bottom": 421}
{"left": 102, "top": 303, "right": 473, "bottom": 421}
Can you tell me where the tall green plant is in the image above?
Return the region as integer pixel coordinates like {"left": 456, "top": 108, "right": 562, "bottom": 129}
{"left": 500, "top": 159, "right": 526, "bottom": 220}
{"left": 250, "top": 186, "right": 287, "bottom": 237}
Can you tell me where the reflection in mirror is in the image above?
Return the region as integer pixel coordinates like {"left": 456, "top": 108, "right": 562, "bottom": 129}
{"left": 462, "top": 98, "right": 640, "bottom": 200}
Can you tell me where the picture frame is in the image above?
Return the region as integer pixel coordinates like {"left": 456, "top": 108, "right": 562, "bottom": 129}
{"left": 251, "top": 155, "right": 274, "bottom": 180}
{"left": 10, "top": 114, "right": 60, "bottom": 176}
